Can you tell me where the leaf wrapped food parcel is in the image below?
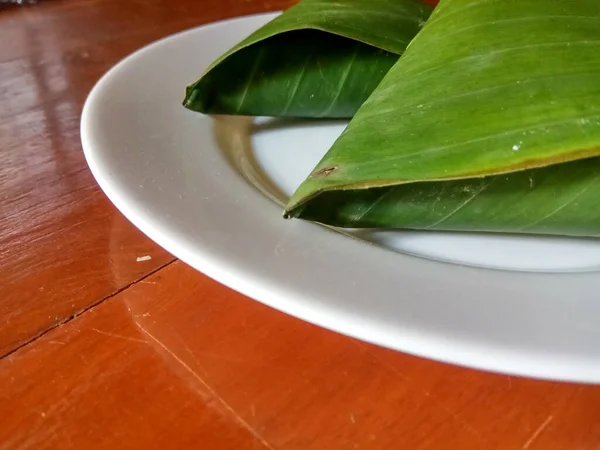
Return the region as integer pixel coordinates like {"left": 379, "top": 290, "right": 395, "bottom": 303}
{"left": 285, "top": 0, "right": 600, "bottom": 237}
{"left": 183, "top": 0, "right": 432, "bottom": 118}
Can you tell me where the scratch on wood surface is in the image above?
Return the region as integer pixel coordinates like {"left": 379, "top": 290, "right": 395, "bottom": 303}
{"left": 134, "top": 321, "right": 276, "bottom": 450}
{"left": 250, "top": 404, "right": 258, "bottom": 450}
{"left": 429, "top": 392, "right": 487, "bottom": 443}
{"left": 91, "top": 328, "right": 149, "bottom": 345}
{"left": 351, "top": 340, "right": 411, "bottom": 382}
{"left": 522, "top": 415, "right": 553, "bottom": 449}
{"left": 177, "top": 335, "right": 210, "bottom": 379}
{"left": 30, "top": 126, "right": 46, "bottom": 140}
{"left": 355, "top": 341, "right": 487, "bottom": 443}
{"left": 194, "top": 350, "right": 293, "bottom": 373}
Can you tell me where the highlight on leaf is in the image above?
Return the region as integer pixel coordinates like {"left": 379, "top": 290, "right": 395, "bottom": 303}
{"left": 285, "top": 0, "right": 600, "bottom": 237}
{"left": 183, "top": 0, "right": 432, "bottom": 118}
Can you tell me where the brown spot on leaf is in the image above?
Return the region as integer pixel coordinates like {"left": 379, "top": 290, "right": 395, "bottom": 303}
{"left": 311, "top": 165, "right": 338, "bottom": 177}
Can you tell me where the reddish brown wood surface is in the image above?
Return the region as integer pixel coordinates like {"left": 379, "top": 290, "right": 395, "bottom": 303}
{"left": 2, "top": 262, "right": 600, "bottom": 450}
{"left": 1, "top": 0, "right": 600, "bottom": 449}
{"left": 0, "top": 0, "right": 294, "bottom": 355}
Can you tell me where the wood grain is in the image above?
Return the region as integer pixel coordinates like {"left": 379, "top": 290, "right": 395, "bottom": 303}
{"left": 2, "top": 0, "right": 600, "bottom": 449}
{"left": 2, "top": 262, "right": 599, "bottom": 450}
{"left": 0, "top": 0, "right": 294, "bottom": 356}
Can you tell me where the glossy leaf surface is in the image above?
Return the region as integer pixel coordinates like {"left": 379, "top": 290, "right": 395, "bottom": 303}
{"left": 287, "top": 0, "right": 600, "bottom": 236}
{"left": 183, "top": 0, "right": 432, "bottom": 118}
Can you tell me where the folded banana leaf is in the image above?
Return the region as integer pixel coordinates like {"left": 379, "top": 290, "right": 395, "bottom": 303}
{"left": 183, "top": 0, "right": 432, "bottom": 118}
{"left": 285, "top": 0, "right": 600, "bottom": 237}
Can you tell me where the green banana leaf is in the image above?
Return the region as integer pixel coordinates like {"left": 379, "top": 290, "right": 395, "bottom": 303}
{"left": 183, "top": 0, "right": 432, "bottom": 118}
{"left": 285, "top": 0, "right": 600, "bottom": 237}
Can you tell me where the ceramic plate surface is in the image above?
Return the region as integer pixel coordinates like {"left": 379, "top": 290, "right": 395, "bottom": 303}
{"left": 81, "top": 12, "right": 600, "bottom": 383}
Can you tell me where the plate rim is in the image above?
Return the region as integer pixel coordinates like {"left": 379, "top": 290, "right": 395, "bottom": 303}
{"left": 81, "top": 11, "right": 600, "bottom": 384}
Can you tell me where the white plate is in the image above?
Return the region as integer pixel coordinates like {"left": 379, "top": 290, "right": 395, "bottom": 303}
{"left": 81, "top": 12, "right": 600, "bottom": 383}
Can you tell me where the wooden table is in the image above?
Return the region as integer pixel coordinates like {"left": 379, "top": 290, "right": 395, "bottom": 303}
{"left": 1, "top": 0, "right": 599, "bottom": 448}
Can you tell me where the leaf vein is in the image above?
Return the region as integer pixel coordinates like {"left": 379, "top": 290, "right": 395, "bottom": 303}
{"left": 236, "top": 47, "right": 266, "bottom": 113}
{"left": 414, "top": 15, "right": 600, "bottom": 53}
{"left": 360, "top": 69, "right": 600, "bottom": 124}
{"left": 519, "top": 172, "right": 600, "bottom": 230}
{"left": 281, "top": 53, "right": 312, "bottom": 115}
{"left": 319, "top": 42, "right": 360, "bottom": 117}
{"left": 372, "top": 39, "right": 600, "bottom": 101}
{"left": 351, "top": 186, "right": 399, "bottom": 223}
{"left": 355, "top": 112, "right": 600, "bottom": 168}
{"left": 424, "top": 180, "right": 493, "bottom": 229}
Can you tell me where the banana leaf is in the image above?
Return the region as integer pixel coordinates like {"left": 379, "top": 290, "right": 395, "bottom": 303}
{"left": 183, "top": 0, "right": 432, "bottom": 118}
{"left": 285, "top": 0, "right": 600, "bottom": 237}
